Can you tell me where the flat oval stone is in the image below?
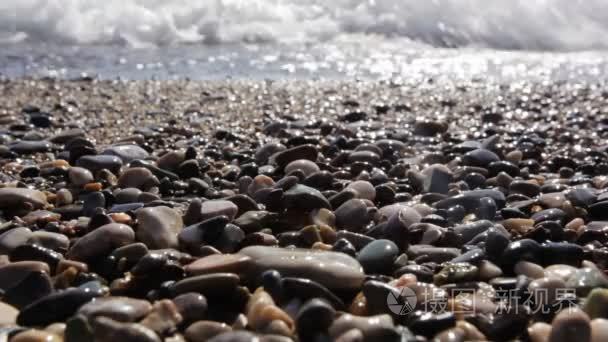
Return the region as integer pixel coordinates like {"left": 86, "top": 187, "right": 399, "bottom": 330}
{"left": 185, "top": 254, "right": 252, "bottom": 276}
{"left": 102, "top": 144, "right": 149, "bottom": 163}
{"left": 0, "top": 188, "right": 47, "bottom": 209}
{"left": 26, "top": 231, "right": 70, "bottom": 252}
{"left": 200, "top": 200, "right": 239, "bottom": 221}
{"left": 435, "top": 189, "right": 506, "bottom": 213}
{"left": 18, "top": 287, "right": 101, "bottom": 326}
{"left": 78, "top": 297, "right": 152, "bottom": 322}
{"left": 67, "top": 223, "right": 135, "bottom": 261}
{"left": 462, "top": 149, "right": 500, "bottom": 167}
{"left": 185, "top": 321, "right": 231, "bottom": 342}
{"left": 284, "top": 184, "right": 331, "bottom": 210}
{"left": 68, "top": 167, "right": 94, "bottom": 187}
{"left": 284, "top": 159, "right": 320, "bottom": 177}
{"left": 0, "top": 261, "right": 49, "bottom": 291}
{"left": 239, "top": 246, "right": 365, "bottom": 291}
{"left": 173, "top": 293, "right": 208, "bottom": 325}
{"left": 346, "top": 180, "right": 376, "bottom": 201}
{"left": 335, "top": 199, "right": 370, "bottom": 231}
{"left": 10, "top": 140, "right": 51, "bottom": 154}
{"left": 169, "top": 273, "right": 240, "bottom": 297}
{"left": 549, "top": 308, "right": 591, "bottom": 342}
{"left": 274, "top": 144, "right": 318, "bottom": 168}
{"left": 357, "top": 239, "right": 399, "bottom": 274}
{"left": 0, "top": 227, "right": 33, "bottom": 254}
{"left": 92, "top": 317, "right": 161, "bottom": 342}
{"left": 136, "top": 206, "right": 183, "bottom": 249}
{"left": 329, "top": 314, "right": 394, "bottom": 339}
{"left": 76, "top": 155, "right": 123, "bottom": 173}
{"left": 118, "top": 167, "right": 159, "bottom": 190}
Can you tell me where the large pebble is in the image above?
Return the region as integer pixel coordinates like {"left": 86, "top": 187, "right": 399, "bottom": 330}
{"left": 102, "top": 144, "right": 149, "bottom": 163}
{"left": 68, "top": 223, "right": 135, "bottom": 261}
{"left": 0, "top": 188, "right": 47, "bottom": 209}
{"left": 136, "top": 206, "right": 183, "bottom": 249}
{"left": 357, "top": 239, "right": 399, "bottom": 274}
{"left": 78, "top": 297, "right": 152, "bottom": 322}
{"left": 239, "top": 246, "right": 365, "bottom": 291}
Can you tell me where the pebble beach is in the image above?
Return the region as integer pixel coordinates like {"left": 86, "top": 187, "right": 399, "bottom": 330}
{"left": 1, "top": 77, "right": 608, "bottom": 341}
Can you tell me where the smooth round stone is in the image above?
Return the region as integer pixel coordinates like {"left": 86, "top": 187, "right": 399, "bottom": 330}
{"left": 247, "top": 175, "right": 275, "bottom": 197}
{"left": 169, "top": 273, "right": 240, "bottom": 297}
{"left": 549, "top": 308, "right": 591, "bottom": 342}
{"left": 528, "top": 322, "right": 552, "bottom": 342}
{"left": 67, "top": 223, "right": 135, "bottom": 261}
{"left": 500, "top": 239, "right": 542, "bottom": 266}
{"left": 435, "top": 189, "right": 506, "bottom": 213}
{"left": 329, "top": 314, "right": 394, "bottom": 340}
{"left": 284, "top": 159, "right": 320, "bottom": 177}
{"left": 78, "top": 297, "right": 152, "bottom": 322}
{"left": 540, "top": 193, "right": 567, "bottom": 208}
{"left": 541, "top": 242, "right": 583, "bottom": 266}
{"left": 50, "top": 128, "right": 85, "bottom": 143}
{"left": 273, "top": 144, "right": 318, "bottom": 168}
{"left": 255, "top": 142, "right": 286, "bottom": 164}
{"left": 566, "top": 265, "right": 608, "bottom": 295}
{"left": 544, "top": 264, "right": 578, "bottom": 281}
{"left": 185, "top": 321, "right": 232, "bottom": 342}
{"left": 0, "top": 301, "right": 18, "bottom": 326}
{"left": 407, "top": 245, "right": 461, "bottom": 263}
{"left": 454, "top": 220, "right": 493, "bottom": 244}
{"left": 528, "top": 277, "right": 567, "bottom": 306}
{"left": 208, "top": 331, "right": 259, "bottom": 342}
{"left": 434, "top": 262, "right": 479, "bottom": 285}
{"left": 357, "top": 239, "right": 399, "bottom": 274}
{"left": 12, "top": 329, "right": 62, "bottom": 342}
{"left": 173, "top": 293, "right": 208, "bottom": 325}
{"left": 565, "top": 188, "right": 597, "bottom": 208}
{"left": 591, "top": 319, "right": 608, "bottom": 342}
{"left": 10, "top": 140, "right": 51, "bottom": 154}
{"left": 102, "top": 144, "right": 149, "bottom": 163}
{"left": 532, "top": 208, "right": 567, "bottom": 224}
{"left": 348, "top": 150, "right": 380, "bottom": 164}
{"left": 157, "top": 151, "right": 185, "bottom": 170}
{"left": 92, "top": 317, "right": 161, "bottom": 342}
{"left": 282, "top": 277, "right": 344, "bottom": 309}
{"left": 421, "top": 164, "right": 453, "bottom": 194}
{"left": 0, "top": 261, "right": 49, "bottom": 291}
{"left": 18, "top": 287, "right": 102, "bottom": 326}
{"left": 297, "top": 298, "right": 336, "bottom": 338}
{"left": 239, "top": 246, "right": 365, "bottom": 291}
{"left": 185, "top": 254, "right": 252, "bottom": 276}
{"left": 335, "top": 199, "right": 370, "bottom": 231}
{"left": 76, "top": 155, "right": 123, "bottom": 173}
{"left": 414, "top": 120, "right": 448, "bottom": 136}
{"left": 55, "top": 188, "right": 73, "bottom": 206}
{"left": 514, "top": 261, "right": 545, "bottom": 279}
{"left": 0, "top": 188, "right": 48, "bottom": 209}
{"left": 584, "top": 289, "right": 608, "bottom": 319}
{"left": 462, "top": 149, "right": 500, "bottom": 167}
{"left": 199, "top": 200, "right": 238, "bottom": 222}
{"left": 284, "top": 184, "right": 331, "bottom": 210}
{"left": 118, "top": 167, "right": 159, "bottom": 190}
{"left": 68, "top": 167, "right": 94, "bottom": 187}
{"left": 0, "top": 227, "right": 33, "bottom": 254}
{"left": 115, "top": 188, "right": 143, "bottom": 204}
{"left": 136, "top": 206, "right": 183, "bottom": 249}
{"left": 346, "top": 180, "right": 376, "bottom": 201}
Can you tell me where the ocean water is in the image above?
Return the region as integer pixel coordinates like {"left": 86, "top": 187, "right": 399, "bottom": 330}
{"left": 1, "top": 0, "right": 608, "bottom": 81}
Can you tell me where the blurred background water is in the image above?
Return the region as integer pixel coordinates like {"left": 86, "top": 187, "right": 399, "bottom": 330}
{"left": 1, "top": 0, "right": 608, "bottom": 81}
